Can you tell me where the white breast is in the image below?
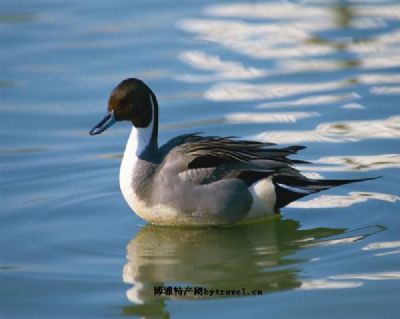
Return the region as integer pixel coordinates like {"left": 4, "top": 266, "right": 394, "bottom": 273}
{"left": 119, "top": 127, "right": 182, "bottom": 224}
{"left": 119, "top": 102, "right": 154, "bottom": 216}
{"left": 119, "top": 131, "right": 139, "bottom": 213}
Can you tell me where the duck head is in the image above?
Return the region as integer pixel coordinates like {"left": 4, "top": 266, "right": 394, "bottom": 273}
{"left": 90, "top": 78, "right": 158, "bottom": 136}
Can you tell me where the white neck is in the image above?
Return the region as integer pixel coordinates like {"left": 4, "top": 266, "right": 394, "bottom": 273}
{"left": 119, "top": 124, "right": 154, "bottom": 209}
{"left": 126, "top": 123, "right": 154, "bottom": 158}
{"left": 119, "top": 93, "right": 156, "bottom": 200}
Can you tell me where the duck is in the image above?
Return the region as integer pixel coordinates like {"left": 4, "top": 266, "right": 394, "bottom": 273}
{"left": 90, "top": 78, "right": 375, "bottom": 226}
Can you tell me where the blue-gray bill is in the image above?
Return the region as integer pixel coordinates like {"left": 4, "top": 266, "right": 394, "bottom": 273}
{"left": 89, "top": 111, "right": 117, "bottom": 135}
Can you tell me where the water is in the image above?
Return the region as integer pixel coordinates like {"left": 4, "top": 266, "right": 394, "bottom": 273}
{"left": 1, "top": 0, "right": 399, "bottom": 318}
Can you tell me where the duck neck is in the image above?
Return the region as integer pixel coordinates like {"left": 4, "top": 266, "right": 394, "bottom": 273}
{"left": 147, "top": 90, "right": 158, "bottom": 155}
{"left": 125, "top": 90, "right": 159, "bottom": 161}
{"left": 120, "top": 92, "right": 159, "bottom": 196}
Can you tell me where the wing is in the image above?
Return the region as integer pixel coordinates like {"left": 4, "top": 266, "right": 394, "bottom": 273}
{"left": 181, "top": 136, "right": 306, "bottom": 167}
{"left": 157, "top": 134, "right": 377, "bottom": 210}
{"left": 158, "top": 133, "right": 204, "bottom": 157}
{"left": 157, "top": 134, "right": 306, "bottom": 186}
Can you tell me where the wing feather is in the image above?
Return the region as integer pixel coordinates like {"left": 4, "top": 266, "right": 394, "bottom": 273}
{"left": 157, "top": 134, "right": 376, "bottom": 210}
{"left": 158, "top": 134, "right": 305, "bottom": 186}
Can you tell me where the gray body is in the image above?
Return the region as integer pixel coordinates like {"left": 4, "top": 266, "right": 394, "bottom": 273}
{"left": 134, "top": 157, "right": 252, "bottom": 225}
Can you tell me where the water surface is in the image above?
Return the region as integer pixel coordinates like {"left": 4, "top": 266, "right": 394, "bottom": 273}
{"left": 1, "top": 1, "right": 400, "bottom": 318}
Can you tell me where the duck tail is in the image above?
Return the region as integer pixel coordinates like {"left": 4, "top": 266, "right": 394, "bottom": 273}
{"left": 273, "top": 175, "right": 381, "bottom": 210}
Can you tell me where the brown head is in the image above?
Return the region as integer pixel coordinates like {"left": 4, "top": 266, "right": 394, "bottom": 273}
{"left": 90, "top": 78, "right": 158, "bottom": 138}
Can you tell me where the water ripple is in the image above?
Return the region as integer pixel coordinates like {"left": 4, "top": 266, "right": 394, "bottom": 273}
{"left": 330, "top": 271, "right": 400, "bottom": 281}
{"left": 256, "top": 93, "right": 360, "bottom": 109}
{"left": 363, "top": 241, "right": 400, "bottom": 250}
{"left": 299, "top": 279, "right": 362, "bottom": 290}
{"left": 298, "top": 271, "right": 400, "bottom": 290}
{"left": 160, "top": 111, "right": 318, "bottom": 131}
{"left": 224, "top": 112, "right": 319, "bottom": 124}
{"left": 252, "top": 115, "right": 400, "bottom": 143}
{"left": 363, "top": 241, "right": 400, "bottom": 256}
{"left": 310, "top": 154, "right": 400, "bottom": 171}
{"left": 289, "top": 192, "right": 399, "bottom": 209}
{"left": 180, "top": 3, "right": 400, "bottom": 63}
{"left": 205, "top": 80, "right": 348, "bottom": 101}
{"left": 370, "top": 86, "right": 400, "bottom": 95}
{"left": 177, "top": 50, "right": 267, "bottom": 82}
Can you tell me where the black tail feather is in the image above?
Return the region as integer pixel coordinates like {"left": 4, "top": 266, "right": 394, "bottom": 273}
{"left": 274, "top": 176, "right": 381, "bottom": 210}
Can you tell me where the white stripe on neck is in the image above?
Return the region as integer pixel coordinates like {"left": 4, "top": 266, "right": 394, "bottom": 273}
{"left": 120, "top": 93, "right": 155, "bottom": 201}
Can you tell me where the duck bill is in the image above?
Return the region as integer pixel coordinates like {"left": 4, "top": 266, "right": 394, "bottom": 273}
{"left": 89, "top": 111, "right": 117, "bottom": 135}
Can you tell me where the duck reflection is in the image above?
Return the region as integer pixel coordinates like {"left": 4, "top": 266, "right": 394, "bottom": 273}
{"left": 122, "top": 218, "right": 346, "bottom": 316}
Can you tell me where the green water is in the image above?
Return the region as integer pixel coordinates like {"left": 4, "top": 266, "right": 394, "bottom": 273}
{"left": 1, "top": 1, "right": 399, "bottom": 318}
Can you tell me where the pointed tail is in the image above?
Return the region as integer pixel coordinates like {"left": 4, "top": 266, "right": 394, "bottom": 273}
{"left": 273, "top": 175, "right": 381, "bottom": 210}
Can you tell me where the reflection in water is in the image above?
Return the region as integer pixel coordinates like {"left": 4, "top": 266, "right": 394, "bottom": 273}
{"left": 252, "top": 115, "right": 400, "bottom": 143}
{"left": 299, "top": 279, "right": 362, "bottom": 290}
{"left": 159, "top": 111, "right": 318, "bottom": 131}
{"left": 299, "top": 271, "right": 400, "bottom": 290}
{"left": 332, "top": 5, "right": 353, "bottom": 28}
{"left": 224, "top": 111, "right": 318, "bottom": 124}
{"left": 256, "top": 92, "right": 360, "bottom": 109}
{"left": 331, "top": 272, "right": 400, "bottom": 281}
{"left": 348, "top": 74, "right": 400, "bottom": 85}
{"left": 289, "top": 191, "right": 399, "bottom": 209}
{"left": 363, "top": 241, "right": 400, "bottom": 251}
{"left": 203, "top": 3, "right": 329, "bottom": 20}
{"left": 177, "top": 51, "right": 267, "bottom": 82}
{"left": 203, "top": 77, "right": 400, "bottom": 101}
{"left": 179, "top": 3, "right": 400, "bottom": 71}
{"left": 178, "top": 15, "right": 334, "bottom": 60}
{"left": 370, "top": 86, "right": 400, "bottom": 95}
{"left": 341, "top": 103, "right": 365, "bottom": 109}
{"left": 363, "top": 241, "right": 400, "bottom": 256}
{"left": 310, "top": 154, "right": 400, "bottom": 171}
{"left": 204, "top": 80, "right": 348, "bottom": 101}
{"left": 122, "top": 219, "right": 382, "bottom": 317}
{"left": 302, "top": 271, "right": 400, "bottom": 290}
{"left": 177, "top": 0, "right": 400, "bottom": 143}
{"left": 373, "top": 250, "right": 400, "bottom": 256}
